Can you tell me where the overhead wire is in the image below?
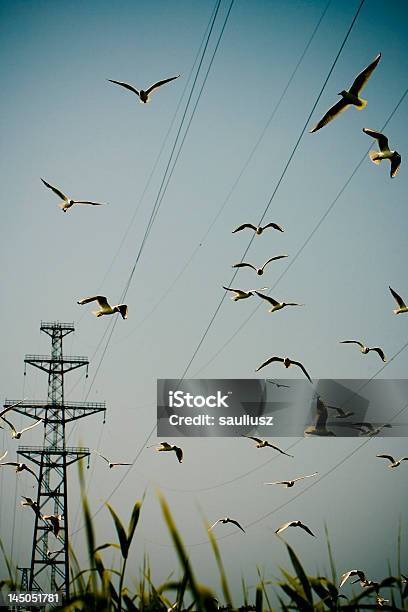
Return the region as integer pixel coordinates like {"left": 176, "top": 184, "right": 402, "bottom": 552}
{"left": 70, "top": 0, "right": 226, "bottom": 542}
{"left": 70, "top": 1, "right": 407, "bottom": 545}
{"left": 113, "top": 0, "right": 333, "bottom": 347}
{"left": 69, "top": 0, "right": 372, "bottom": 536}
{"left": 69, "top": 294, "right": 408, "bottom": 536}
{"left": 178, "top": 0, "right": 367, "bottom": 382}
{"left": 190, "top": 86, "right": 408, "bottom": 377}
{"left": 70, "top": 0, "right": 234, "bottom": 539}
{"left": 95, "top": 0, "right": 221, "bottom": 293}
{"left": 64, "top": 0, "right": 222, "bottom": 402}
{"left": 145, "top": 396, "right": 408, "bottom": 548}
{"left": 80, "top": 0, "right": 228, "bottom": 405}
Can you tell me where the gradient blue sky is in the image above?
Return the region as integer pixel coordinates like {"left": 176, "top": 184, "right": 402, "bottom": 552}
{"left": 1, "top": 0, "right": 407, "bottom": 604}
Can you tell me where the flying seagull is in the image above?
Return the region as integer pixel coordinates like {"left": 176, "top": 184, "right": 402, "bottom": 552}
{"left": 265, "top": 473, "right": 318, "bottom": 487}
{"left": 93, "top": 450, "right": 132, "bottom": 469}
{"left": 233, "top": 255, "right": 288, "bottom": 275}
{"left": 389, "top": 286, "right": 408, "bottom": 314}
{"left": 21, "top": 496, "right": 42, "bottom": 518}
{"left": 0, "top": 461, "right": 39, "bottom": 481}
{"left": 266, "top": 380, "right": 290, "bottom": 388}
{"left": 243, "top": 436, "right": 293, "bottom": 457}
{"left": 255, "top": 291, "right": 303, "bottom": 313}
{"left": 1, "top": 416, "right": 43, "bottom": 440}
{"left": 209, "top": 517, "right": 245, "bottom": 533}
{"left": 41, "top": 179, "right": 105, "bottom": 212}
{"left": 352, "top": 422, "right": 391, "bottom": 437}
{"left": 153, "top": 442, "right": 183, "bottom": 463}
{"left": 256, "top": 356, "right": 312, "bottom": 383}
{"left": 232, "top": 222, "right": 284, "bottom": 235}
{"left": 310, "top": 53, "right": 381, "bottom": 133}
{"left": 0, "top": 399, "right": 27, "bottom": 420}
{"left": 339, "top": 570, "right": 368, "bottom": 589}
{"left": 376, "top": 596, "right": 389, "bottom": 607}
{"left": 327, "top": 405, "right": 354, "bottom": 419}
{"left": 46, "top": 548, "right": 64, "bottom": 559}
{"left": 77, "top": 296, "right": 128, "bottom": 319}
{"left": 43, "top": 514, "right": 63, "bottom": 538}
{"left": 340, "top": 340, "right": 386, "bottom": 362}
{"left": 108, "top": 75, "right": 180, "bottom": 103}
{"left": 363, "top": 128, "right": 401, "bottom": 178}
{"left": 275, "top": 520, "right": 315, "bottom": 537}
{"left": 376, "top": 454, "right": 408, "bottom": 468}
{"left": 223, "top": 286, "right": 268, "bottom": 302}
{"left": 304, "top": 396, "right": 335, "bottom": 436}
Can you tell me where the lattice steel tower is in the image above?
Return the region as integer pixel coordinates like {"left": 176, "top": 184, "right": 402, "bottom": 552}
{"left": 3, "top": 321, "right": 106, "bottom": 598}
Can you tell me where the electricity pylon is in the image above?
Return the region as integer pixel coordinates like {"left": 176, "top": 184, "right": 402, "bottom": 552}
{"left": 3, "top": 321, "right": 105, "bottom": 598}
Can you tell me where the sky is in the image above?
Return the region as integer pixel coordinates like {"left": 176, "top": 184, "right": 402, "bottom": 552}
{"left": 0, "top": 0, "right": 408, "bottom": 605}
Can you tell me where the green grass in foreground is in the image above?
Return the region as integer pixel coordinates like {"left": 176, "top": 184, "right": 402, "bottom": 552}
{"left": 1, "top": 465, "right": 407, "bottom": 611}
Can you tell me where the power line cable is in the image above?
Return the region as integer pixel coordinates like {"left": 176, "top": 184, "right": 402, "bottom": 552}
{"left": 80, "top": 0, "right": 228, "bottom": 405}
{"left": 70, "top": 0, "right": 234, "bottom": 538}
{"left": 146, "top": 397, "right": 408, "bottom": 548}
{"left": 70, "top": 319, "right": 408, "bottom": 537}
{"left": 191, "top": 86, "right": 408, "bottom": 377}
{"left": 69, "top": 0, "right": 370, "bottom": 536}
{"left": 112, "top": 0, "right": 333, "bottom": 348}
{"left": 177, "top": 0, "right": 367, "bottom": 382}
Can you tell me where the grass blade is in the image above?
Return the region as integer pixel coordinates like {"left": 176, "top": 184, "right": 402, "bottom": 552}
{"left": 206, "top": 518, "right": 233, "bottom": 608}
{"left": 286, "top": 542, "right": 313, "bottom": 605}
{"left": 106, "top": 503, "right": 129, "bottom": 559}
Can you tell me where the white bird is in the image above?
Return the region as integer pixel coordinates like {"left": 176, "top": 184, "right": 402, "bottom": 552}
{"left": 363, "top": 128, "right": 401, "bottom": 178}
{"left": 1, "top": 416, "right": 43, "bottom": 440}
{"left": 232, "top": 222, "right": 284, "bottom": 235}
{"left": 265, "top": 473, "right": 318, "bottom": 487}
{"left": 376, "top": 596, "right": 389, "bottom": 607}
{"left": 41, "top": 179, "right": 105, "bottom": 212}
{"left": 255, "top": 291, "right": 304, "bottom": 313}
{"left": 223, "top": 286, "right": 268, "bottom": 302}
{"left": 209, "top": 517, "right": 245, "bottom": 533}
{"left": 352, "top": 422, "right": 391, "bottom": 437}
{"left": 43, "top": 514, "right": 62, "bottom": 537}
{"left": 77, "top": 296, "right": 128, "bottom": 319}
{"left": 94, "top": 450, "right": 132, "bottom": 469}
{"left": 0, "top": 399, "right": 27, "bottom": 420}
{"left": 233, "top": 255, "right": 288, "bottom": 275}
{"left": 304, "top": 396, "right": 335, "bottom": 437}
{"left": 46, "top": 548, "right": 64, "bottom": 559}
{"left": 340, "top": 340, "right": 386, "bottom": 362}
{"left": 108, "top": 75, "right": 180, "bottom": 103}
{"left": 21, "top": 496, "right": 41, "bottom": 518}
{"left": 275, "top": 520, "right": 315, "bottom": 537}
{"left": 256, "top": 356, "right": 312, "bottom": 383}
{"left": 0, "top": 461, "right": 38, "bottom": 481}
{"left": 153, "top": 442, "right": 183, "bottom": 463}
{"left": 376, "top": 453, "right": 408, "bottom": 468}
{"left": 339, "top": 570, "right": 368, "bottom": 588}
{"left": 389, "top": 286, "right": 408, "bottom": 314}
{"left": 243, "top": 436, "right": 293, "bottom": 457}
{"left": 310, "top": 53, "right": 381, "bottom": 132}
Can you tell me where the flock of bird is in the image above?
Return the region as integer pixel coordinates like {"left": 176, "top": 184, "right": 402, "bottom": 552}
{"left": 1, "top": 45, "right": 407, "bottom": 606}
{"left": 212, "top": 49, "right": 406, "bottom": 602}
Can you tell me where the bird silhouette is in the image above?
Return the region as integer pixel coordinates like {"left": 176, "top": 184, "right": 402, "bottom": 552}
{"left": 310, "top": 53, "right": 381, "bottom": 132}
